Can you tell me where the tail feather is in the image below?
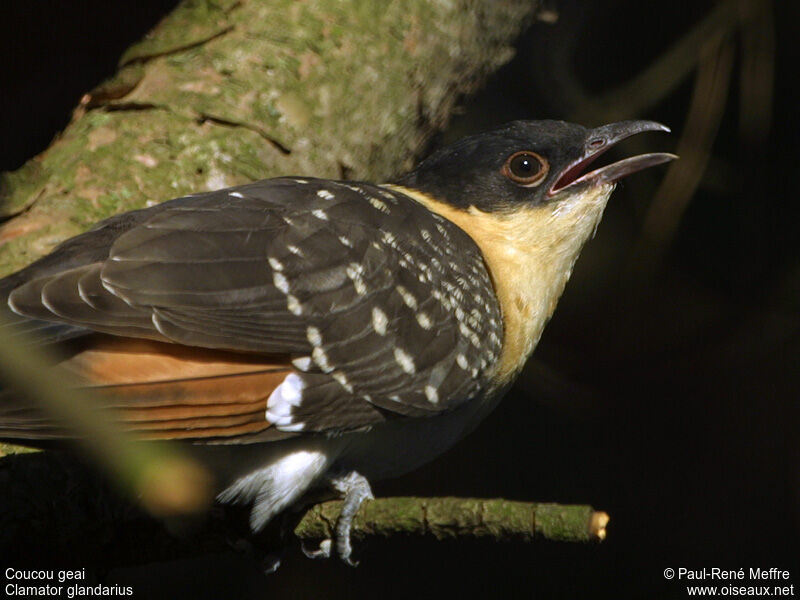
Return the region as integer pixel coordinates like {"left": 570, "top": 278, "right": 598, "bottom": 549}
{"left": 0, "top": 336, "right": 296, "bottom": 443}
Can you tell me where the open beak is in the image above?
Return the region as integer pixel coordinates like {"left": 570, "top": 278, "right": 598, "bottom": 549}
{"left": 548, "top": 120, "right": 677, "bottom": 196}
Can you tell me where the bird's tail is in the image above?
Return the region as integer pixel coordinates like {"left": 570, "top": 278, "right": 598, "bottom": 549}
{"left": 0, "top": 336, "right": 292, "bottom": 444}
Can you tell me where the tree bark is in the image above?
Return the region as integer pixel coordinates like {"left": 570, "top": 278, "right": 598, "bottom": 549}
{"left": 0, "top": 0, "right": 539, "bottom": 275}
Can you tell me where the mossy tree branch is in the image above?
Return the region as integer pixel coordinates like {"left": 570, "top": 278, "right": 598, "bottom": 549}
{"left": 296, "top": 497, "right": 608, "bottom": 544}
{"left": 0, "top": 0, "right": 540, "bottom": 273}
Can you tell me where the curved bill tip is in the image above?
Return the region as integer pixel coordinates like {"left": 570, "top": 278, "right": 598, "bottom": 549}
{"left": 549, "top": 121, "right": 675, "bottom": 194}
{"left": 638, "top": 120, "right": 671, "bottom": 134}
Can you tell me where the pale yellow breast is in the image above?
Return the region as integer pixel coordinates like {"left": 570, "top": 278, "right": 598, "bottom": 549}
{"left": 388, "top": 184, "right": 613, "bottom": 385}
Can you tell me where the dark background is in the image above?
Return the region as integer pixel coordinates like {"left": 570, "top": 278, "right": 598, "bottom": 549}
{"left": 1, "top": 1, "right": 797, "bottom": 598}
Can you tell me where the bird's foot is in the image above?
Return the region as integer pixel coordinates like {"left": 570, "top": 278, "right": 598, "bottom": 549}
{"left": 302, "top": 470, "right": 373, "bottom": 566}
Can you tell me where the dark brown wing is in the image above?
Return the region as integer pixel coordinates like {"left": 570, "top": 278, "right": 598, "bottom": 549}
{"left": 2, "top": 178, "right": 503, "bottom": 438}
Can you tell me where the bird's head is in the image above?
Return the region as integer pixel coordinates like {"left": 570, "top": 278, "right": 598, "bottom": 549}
{"left": 391, "top": 120, "right": 676, "bottom": 381}
{"left": 396, "top": 119, "right": 675, "bottom": 212}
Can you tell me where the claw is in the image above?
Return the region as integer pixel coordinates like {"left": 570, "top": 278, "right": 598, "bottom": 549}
{"left": 301, "top": 538, "right": 332, "bottom": 559}
{"left": 261, "top": 553, "right": 282, "bottom": 575}
{"left": 336, "top": 531, "right": 359, "bottom": 567}
{"left": 227, "top": 535, "right": 283, "bottom": 575}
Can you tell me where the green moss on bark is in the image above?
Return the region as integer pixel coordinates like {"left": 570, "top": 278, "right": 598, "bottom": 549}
{"left": 0, "top": 0, "right": 538, "bottom": 276}
{"left": 294, "top": 497, "right": 606, "bottom": 543}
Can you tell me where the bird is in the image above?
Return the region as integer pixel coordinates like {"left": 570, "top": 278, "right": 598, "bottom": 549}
{"left": 0, "top": 119, "right": 674, "bottom": 564}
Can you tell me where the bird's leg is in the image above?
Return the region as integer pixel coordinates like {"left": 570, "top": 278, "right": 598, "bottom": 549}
{"left": 331, "top": 471, "right": 374, "bottom": 565}
{"left": 302, "top": 470, "right": 374, "bottom": 566}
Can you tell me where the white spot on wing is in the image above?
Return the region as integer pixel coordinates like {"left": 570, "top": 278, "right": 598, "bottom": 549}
{"left": 307, "top": 326, "right": 322, "bottom": 347}
{"left": 456, "top": 354, "right": 469, "bottom": 370}
{"left": 396, "top": 285, "right": 417, "bottom": 310}
{"left": 424, "top": 385, "right": 439, "bottom": 404}
{"left": 393, "top": 347, "right": 416, "bottom": 374}
{"left": 312, "top": 209, "right": 328, "bottom": 220}
{"left": 317, "top": 189, "right": 334, "bottom": 200}
{"left": 372, "top": 307, "right": 388, "bottom": 336}
{"left": 332, "top": 371, "right": 353, "bottom": 393}
{"left": 288, "top": 245, "right": 304, "bottom": 257}
{"left": 268, "top": 257, "right": 284, "bottom": 271}
{"left": 416, "top": 312, "right": 432, "bottom": 329}
{"left": 273, "top": 272, "right": 289, "bottom": 294}
{"left": 338, "top": 235, "right": 353, "bottom": 248}
{"left": 368, "top": 196, "right": 389, "bottom": 213}
{"left": 312, "top": 346, "right": 332, "bottom": 372}
{"left": 287, "top": 294, "right": 302, "bottom": 315}
{"left": 346, "top": 262, "right": 367, "bottom": 295}
{"left": 380, "top": 231, "right": 397, "bottom": 247}
{"left": 229, "top": 191, "right": 245, "bottom": 198}
{"left": 292, "top": 356, "right": 312, "bottom": 371}
{"left": 346, "top": 263, "right": 363, "bottom": 277}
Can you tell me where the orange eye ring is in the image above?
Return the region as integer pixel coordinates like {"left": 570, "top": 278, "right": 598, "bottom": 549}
{"left": 502, "top": 151, "right": 549, "bottom": 186}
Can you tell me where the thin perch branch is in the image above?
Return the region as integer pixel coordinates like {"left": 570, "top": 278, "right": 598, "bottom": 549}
{"left": 295, "top": 497, "right": 608, "bottom": 544}
{"left": 1, "top": 449, "right": 608, "bottom": 560}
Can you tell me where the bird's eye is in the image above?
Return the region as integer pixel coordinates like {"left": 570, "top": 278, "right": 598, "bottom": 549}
{"left": 502, "top": 151, "right": 548, "bottom": 186}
